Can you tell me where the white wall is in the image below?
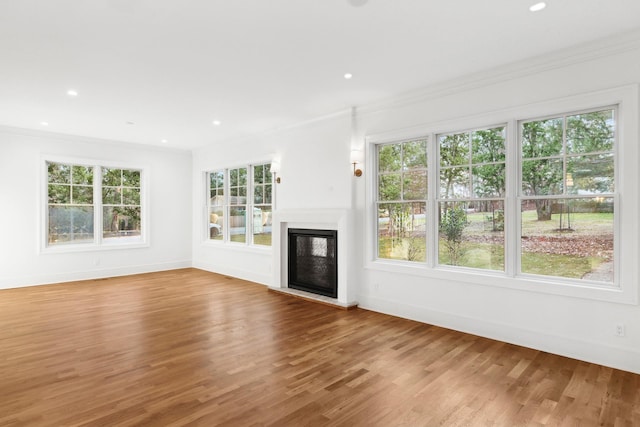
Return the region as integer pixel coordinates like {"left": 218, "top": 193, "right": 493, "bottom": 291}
{"left": 0, "top": 129, "right": 192, "bottom": 288}
{"left": 354, "top": 43, "right": 640, "bottom": 374}
{"left": 191, "top": 114, "right": 352, "bottom": 285}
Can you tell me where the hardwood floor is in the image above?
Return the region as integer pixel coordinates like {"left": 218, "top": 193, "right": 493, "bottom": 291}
{"left": 0, "top": 269, "right": 638, "bottom": 426}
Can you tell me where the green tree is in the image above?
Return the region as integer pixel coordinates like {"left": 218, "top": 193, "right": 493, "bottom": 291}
{"left": 521, "top": 118, "right": 563, "bottom": 220}
{"left": 439, "top": 133, "right": 469, "bottom": 198}
{"left": 440, "top": 205, "right": 467, "bottom": 265}
{"left": 471, "top": 128, "right": 505, "bottom": 199}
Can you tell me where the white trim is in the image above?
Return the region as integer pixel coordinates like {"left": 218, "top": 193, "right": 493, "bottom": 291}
{"left": 358, "top": 294, "right": 640, "bottom": 375}
{"left": 365, "top": 85, "right": 639, "bottom": 305}
{"left": 0, "top": 260, "right": 191, "bottom": 290}
{"left": 357, "top": 29, "right": 640, "bottom": 119}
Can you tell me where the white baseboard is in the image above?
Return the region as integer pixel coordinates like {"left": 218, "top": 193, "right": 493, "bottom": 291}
{"left": 0, "top": 260, "right": 192, "bottom": 290}
{"left": 192, "top": 260, "right": 272, "bottom": 286}
{"left": 358, "top": 294, "right": 640, "bottom": 375}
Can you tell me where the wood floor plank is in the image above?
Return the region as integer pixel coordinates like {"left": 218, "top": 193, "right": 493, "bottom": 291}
{"left": 0, "top": 268, "right": 638, "bottom": 426}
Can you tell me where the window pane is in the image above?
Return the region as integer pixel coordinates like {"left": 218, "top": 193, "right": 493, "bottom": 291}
{"left": 403, "top": 140, "right": 427, "bottom": 170}
{"left": 438, "top": 201, "right": 504, "bottom": 271}
{"left": 48, "top": 206, "right": 94, "bottom": 245}
{"left": 102, "top": 187, "right": 121, "bottom": 205}
{"left": 264, "top": 183, "right": 272, "bottom": 204}
{"left": 566, "top": 154, "right": 614, "bottom": 195}
{"left": 377, "top": 202, "right": 426, "bottom": 262}
{"left": 521, "top": 158, "right": 563, "bottom": 196}
{"left": 440, "top": 167, "right": 469, "bottom": 198}
{"left": 102, "top": 168, "right": 121, "bottom": 186}
{"left": 253, "top": 206, "right": 272, "bottom": 246}
{"left": 230, "top": 169, "right": 238, "bottom": 186}
{"left": 403, "top": 170, "right": 427, "bottom": 200}
{"left": 48, "top": 184, "right": 70, "bottom": 204}
{"left": 103, "top": 206, "right": 141, "bottom": 240}
{"left": 72, "top": 185, "right": 93, "bottom": 204}
{"left": 239, "top": 168, "right": 247, "bottom": 186}
{"left": 254, "top": 165, "right": 264, "bottom": 184}
{"left": 72, "top": 165, "right": 93, "bottom": 185}
{"left": 566, "top": 109, "right": 614, "bottom": 154}
{"left": 472, "top": 127, "right": 506, "bottom": 163}
{"left": 378, "top": 144, "right": 402, "bottom": 172}
{"left": 48, "top": 162, "right": 71, "bottom": 184}
{"left": 521, "top": 118, "right": 563, "bottom": 158}
{"left": 379, "top": 174, "right": 401, "bottom": 201}
{"left": 439, "top": 133, "right": 469, "bottom": 167}
{"left": 229, "top": 206, "right": 247, "bottom": 243}
{"left": 122, "top": 169, "right": 140, "bottom": 186}
{"left": 254, "top": 185, "right": 264, "bottom": 204}
{"left": 472, "top": 164, "right": 505, "bottom": 198}
{"left": 209, "top": 207, "right": 223, "bottom": 240}
{"left": 521, "top": 198, "right": 613, "bottom": 283}
{"left": 123, "top": 188, "right": 140, "bottom": 205}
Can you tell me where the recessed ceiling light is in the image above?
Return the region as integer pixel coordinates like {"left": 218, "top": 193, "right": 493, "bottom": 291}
{"left": 529, "top": 2, "right": 546, "bottom": 12}
{"left": 40, "top": 121, "right": 49, "bottom": 126}
{"left": 344, "top": 73, "right": 353, "bottom": 80}
{"left": 161, "top": 139, "right": 168, "bottom": 143}
{"left": 126, "top": 121, "right": 135, "bottom": 125}
{"left": 67, "top": 89, "right": 78, "bottom": 97}
{"left": 212, "top": 120, "right": 221, "bottom": 126}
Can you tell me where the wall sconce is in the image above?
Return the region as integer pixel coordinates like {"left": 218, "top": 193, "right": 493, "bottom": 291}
{"left": 351, "top": 149, "right": 363, "bottom": 177}
{"left": 271, "top": 159, "right": 281, "bottom": 184}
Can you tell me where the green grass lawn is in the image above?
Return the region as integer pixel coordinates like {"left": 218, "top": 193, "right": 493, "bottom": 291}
{"left": 379, "top": 209, "right": 613, "bottom": 280}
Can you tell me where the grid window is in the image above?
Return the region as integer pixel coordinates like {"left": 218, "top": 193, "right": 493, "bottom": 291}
{"left": 437, "top": 126, "right": 506, "bottom": 271}
{"left": 376, "top": 139, "right": 427, "bottom": 262}
{"left": 519, "top": 108, "right": 615, "bottom": 283}
{"left": 206, "top": 163, "right": 272, "bottom": 246}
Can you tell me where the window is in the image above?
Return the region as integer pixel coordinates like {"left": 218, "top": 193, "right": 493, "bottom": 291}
{"left": 208, "top": 171, "right": 224, "bottom": 241}
{"left": 45, "top": 160, "right": 145, "bottom": 249}
{"left": 206, "top": 162, "right": 273, "bottom": 246}
{"left": 252, "top": 163, "right": 273, "bottom": 246}
{"left": 519, "top": 108, "right": 615, "bottom": 283}
{"left": 229, "top": 167, "right": 248, "bottom": 243}
{"left": 437, "top": 126, "right": 506, "bottom": 271}
{"left": 373, "top": 106, "right": 618, "bottom": 287}
{"left": 102, "top": 168, "right": 142, "bottom": 241}
{"left": 47, "top": 162, "right": 94, "bottom": 245}
{"left": 376, "top": 139, "right": 427, "bottom": 262}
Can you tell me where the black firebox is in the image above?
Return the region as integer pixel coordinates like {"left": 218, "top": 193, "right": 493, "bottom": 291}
{"left": 288, "top": 228, "right": 338, "bottom": 298}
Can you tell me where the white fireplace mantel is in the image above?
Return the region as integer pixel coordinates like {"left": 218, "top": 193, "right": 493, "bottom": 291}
{"left": 271, "top": 209, "right": 358, "bottom": 308}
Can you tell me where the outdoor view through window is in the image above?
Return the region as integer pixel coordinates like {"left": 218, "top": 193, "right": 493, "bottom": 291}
{"left": 375, "top": 107, "right": 615, "bottom": 285}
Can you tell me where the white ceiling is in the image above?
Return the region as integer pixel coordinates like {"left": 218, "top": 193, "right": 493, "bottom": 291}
{"left": 1, "top": 0, "right": 640, "bottom": 150}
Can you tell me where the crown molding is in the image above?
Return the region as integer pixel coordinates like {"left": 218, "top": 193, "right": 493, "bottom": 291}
{"left": 357, "top": 28, "right": 640, "bottom": 117}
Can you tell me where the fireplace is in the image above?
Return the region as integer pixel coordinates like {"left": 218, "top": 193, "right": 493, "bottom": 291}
{"left": 288, "top": 228, "right": 337, "bottom": 298}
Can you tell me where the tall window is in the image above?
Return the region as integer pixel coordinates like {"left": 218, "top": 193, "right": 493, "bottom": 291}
{"left": 229, "top": 167, "right": 248, "bottom": 243}
{"left": 46, "top": 160, "right": 145, "bottom": 248}
{"left": 519, "top": 108, "right": 615, "bottom": 283}
{"left": 376, "top": 139, "right": 427, "bottom": 262}
{"left": 208, "top": 171, "right": 224, "bottom": 241}
{"left": 102, "top": 168, "right": 142, "bottom": 241}
{"left": 47, "top": 162, "right": 94, "bottom": 245}
{"left": 438, "top": 126, "right": 506, "bottom": 270}
{"left": 373, "top": 105, "right": 617, "bottom": 287}
{"left": 252, "top": 163, "right": 273, "bottom": 246}
{"left": 206, "top": 162, "right": 272, "bottom": 246}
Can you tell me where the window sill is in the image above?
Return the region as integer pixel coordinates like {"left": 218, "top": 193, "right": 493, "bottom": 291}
{"left": 41, "top": 240, "right": 149, "bottom": 254}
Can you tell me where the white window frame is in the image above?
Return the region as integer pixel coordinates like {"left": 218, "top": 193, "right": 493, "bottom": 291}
{"left": 365, "top": 85, "right": 638, "bottom": 304}
{"left": 204, "top": 161, "right": 273, "bottom": 248}
{"left": 40, "top": 155, "right": 149, "bottom": 253}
